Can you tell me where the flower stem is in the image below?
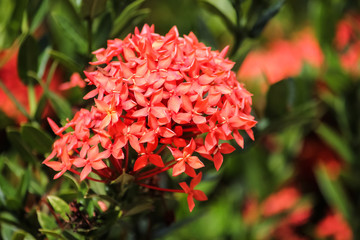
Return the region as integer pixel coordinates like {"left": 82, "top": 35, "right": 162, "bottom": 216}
{"left": 137, "top": 182, "right": 184, "bottom": 193}
{"left": 68, "top": 168, "right": 107, "bottom": 183}
{"left": 136, "top": 161, "right": 176, "bottom": 181}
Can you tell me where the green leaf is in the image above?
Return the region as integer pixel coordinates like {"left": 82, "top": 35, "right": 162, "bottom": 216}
{"left": 6, "top": 127, "right": 38, "bottom": 164}
{"left": 11, "top": 230, "right": 36, "bottom": 240}
{"left": 49, "top": 50, "right": 82, "bottom": 73}
{"left": 265, "top": 78, "right": 293, "bottom": 119}
{"left": 93, "top": 12, "right": 112, "bottom": 49}
{"left": 34, "top": 95, "right": 48, "bottom": 122}
{"left": 199, "top": 0, "right": 237, "bottom": 33}
{"left": 315, "top": 165, "right": 352, "bottom": 220}
{"left": 28, "top": 0, "right": 49, "bottom": 33}
{"left": 46, "top": 91, "right": 72, "bottom": 121}
{"left": 38, "top": 229, "right": 65, "bottom": 240}
{"left": 80, "top": 0, "right": 107, "bottom": 19}
{"left": 315, "top": 123, "right": 353, "bottom": 163}
{"left": 36, "top": 211, "right": 58, "bottom": 230}
{"left": 17, "top": 167, "right": 30, "bottom": 201}
{"left": 110, "top": 0, "right": 147, "bottom": 38}
{"left": 123, "top": 201, "right": 153, "bottom": 217}
{"left": 248, "top": 0, "right": 285, "bottom": 38}
{"left": 21, "top": 123, "right": 53, "bottom": 154}
{"left": 47, "top": 195, "right": 71, "bottom": 221}
{"left": 0, "top": 0, "right": 27, "bottom": 49}
{"left": 51, "top": 12, "right": 87, "bottom": 52}
{"left": 17, "top": 35, "right": 39, "bottom": 85}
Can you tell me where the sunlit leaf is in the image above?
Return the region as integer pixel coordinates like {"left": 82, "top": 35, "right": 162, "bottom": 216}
{"left": 47, "top": 195, "right": 71, "bottom": 221}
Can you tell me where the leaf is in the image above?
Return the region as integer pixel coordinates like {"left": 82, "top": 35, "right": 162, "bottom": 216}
{"left": 28, "top": 0, "right": 49, "bottom": 33}
{"left": 265, "top": 78, "right": 293, "bottom": 119}
{"left": 47, "top": 195, "right": 71, "bottom": 221}
{"left": 49, "top": 50, "right": 82, "bottom": 73}
{"left": 110, "top": 0, "right": 148, "bottom": 38}
{"left": 315, "top": 123, "right": 353, "bottom": 163}
{"left": 34, "top": 95, "right": 48, "bottom": 121}
{"left": 93, "top": 12, "right": 112, "bottom": 49}
{"left": 36, "top": 211, "right": 58, "bottom": 230}
{"left": 81, "top": 0, "right": 107, "bottom": 19}
{"left": 51, "top": 12, "right": 87, "bottom": 52}
{"left": 11, "top": 230, "right": 36, "bottom": 240}
{"left": 17, "top": 167, "right": 30, "bottom": 202}
{"left": 248, "top": 0, "right": 285, "bottom": 38}
{"left": 6, "top": 127, "right": 38, "bottom": 164}
{"left": 38, "top": 229, "right": 65, "bottom": 240}
{"left": 21, "top": 123, "right": 53, "bottom": 154}
{"left": 0, "top": 0, "right": 27, "bottom": 49}
{"left": 46, "top": 91, "right": 72, "bottom": 121}
{"left": 199, "top": 0, "right": 236, "bottom": 32}
{"left": 315, "top": 165, "right": 352, "bottom": 220}
{"left": 17, "top": 34, "right": 39, "bottom": 85}
{"left": 123, "top": 201, "right": 153, "bottom": 217}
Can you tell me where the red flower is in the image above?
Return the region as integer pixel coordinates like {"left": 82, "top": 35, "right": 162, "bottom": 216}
{"left": 179, "top": 172, "right": 207, "bottom": 212}
{"left": 168, "top": 139, "right": 204, "bottom": 177}
{"left": 316, "top": 211, "right": 352, "bottom": 240}
{"left": 261, "top": 187, "right": 300, "bottom": 217}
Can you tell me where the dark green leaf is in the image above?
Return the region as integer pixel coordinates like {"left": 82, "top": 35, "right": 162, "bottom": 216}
{"left": 47, "top": 195, "right": 71, "bottom": 221}
{"left": 93, "top": 13, "right": 112, "bottom": 49}
{"left": 21, "top": 123, "right": 53, "bottom": 154}
{"left": 34, "top": 95, "right": 48, "bottom": 122}
{"left": 6, "top": 127, "right": 38, "bottom": 164}
{"left": 17, "top": 35, "right": 39, "bottom": 85}
{"left": 81, "top": 0, "right": 107, "bottom": 19}
{"left": 49, "top": 50, "right": 82, "bottom": 73}
{"left": 123, "top": 201, "right": 153, "bottom": 217}
{"left": 46, "top": 91, "right": 72, "bottom": 120}
{"left": 248, "top": 0, "right": 284, "bottom": 38}
{"left": 110, "top": 0, "right": 147, "bottom": 38}
{"left": 17, "top": 167, "right": 30, "bottom": 201}
{"left": 265, "top": 78, "right": 293, "bottom": 119}
{"left": 51, "top": 13, "right": 87, "bottom": 52}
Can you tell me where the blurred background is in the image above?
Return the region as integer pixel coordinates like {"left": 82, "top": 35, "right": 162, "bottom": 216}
{"left": 0, "top": 0, "right": 359, "bottom": 239}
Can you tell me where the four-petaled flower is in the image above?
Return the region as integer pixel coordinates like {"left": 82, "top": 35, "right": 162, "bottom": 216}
{"left": 179, "top": 172, "right": 208, "bottom": 212}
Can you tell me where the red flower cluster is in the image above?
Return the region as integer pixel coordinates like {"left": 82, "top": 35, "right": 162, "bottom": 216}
{"left": 316, "top": 211, "right": 352, "bottom": 240}
{"left": 335, "top": 13, "right": 360, "bottom": 76}
{"left": 44, "top": 25, "right": 256, "bottom": 212}
{"left": 238, "top": 28, "right": 323, "bottom": 85}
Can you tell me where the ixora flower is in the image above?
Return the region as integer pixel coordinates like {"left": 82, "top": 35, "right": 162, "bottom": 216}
{"left": 44, "top": 24, "right": 256, "bottom": 212}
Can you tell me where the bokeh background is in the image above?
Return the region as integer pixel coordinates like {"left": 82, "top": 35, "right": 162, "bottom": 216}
{"left": 0, "top": 0, "right": 359, "bottom": 239}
